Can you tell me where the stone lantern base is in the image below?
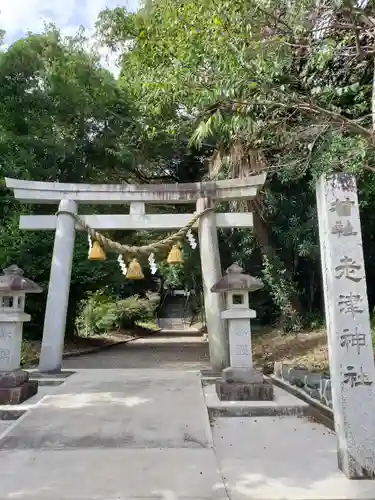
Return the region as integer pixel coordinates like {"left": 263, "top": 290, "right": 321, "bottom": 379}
{"left": 0, "top": 370, "right": 38, "bottom": 405}
{"left": 216, "top": 367, "right": 274, "bottom": 401}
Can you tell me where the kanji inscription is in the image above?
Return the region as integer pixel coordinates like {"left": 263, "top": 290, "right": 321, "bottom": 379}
{"left": 340, "top": 328, "right": 367, "bottom": 354}
{"left": 330, "top": 198, "right": 354, "bottom": 216}
{"left": 342, "top": 365, "right": 372, "bottom": 388}
{"left": 235, "top": 344, "right": 249, "bottom": 356}
{"left": 335, "top": 256, "right": 362, "bottom": 282}
{"left": 0, "top": 327, "right": 12, "bottom": 340}
{"left": 338, "top": 292, "right": 364, "bottom": 317}
{"left": 0, "top": 348, "right": 11, "bottom": 360}
{"left": 236, "top": 331, "right": 248, "bottom": 337}
{"left": 331, "top": 220, "right": 357, "bottom": 237}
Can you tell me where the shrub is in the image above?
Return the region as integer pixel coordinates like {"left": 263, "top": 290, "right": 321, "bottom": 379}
{"left": 75, "top": 289, "right": 119, "bottom": 336}
{"left": 75, "top": 289, "right": 160, "bottom": 336}
{"left": 117, "top": 293, "right": 159, "bottom": 328}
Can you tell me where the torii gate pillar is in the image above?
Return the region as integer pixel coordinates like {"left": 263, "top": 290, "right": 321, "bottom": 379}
{"left": 197, "top": 198, "right": 228, "bottom": 370}
{"left": 39, "top": 199, "right": 77, "bottom": 372}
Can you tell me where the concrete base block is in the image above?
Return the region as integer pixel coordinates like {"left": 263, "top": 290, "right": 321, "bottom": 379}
{"left": 216, "top": 379, "right": 274, "bottom": 401}
{"left": 0, "top": 380, "right": 38, "bottom": 405}
{"left": 0, "top": 370, "right": 29, "bottom": 388}
{"left": 27, "top": 370, "right": 75, "bottom": 380}
{"left": 222, "top": 366, "right": 263, "bottom": 384}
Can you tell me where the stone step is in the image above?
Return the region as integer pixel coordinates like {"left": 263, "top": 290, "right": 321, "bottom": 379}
{"left": 203, "top": 382, "right": 309, "bottom": 418}
{"left": 161, "top": 312, "right": 188, "bottom": 319}
{"left": 157, "top": 318, "right": 192, "bottom": 329}
{"left": 158, "top": 329, "right": 203, "bottom": 337}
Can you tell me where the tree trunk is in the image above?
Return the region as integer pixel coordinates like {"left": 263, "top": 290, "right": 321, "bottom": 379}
{"left": 249, "top": 200, "right": 304, "bottom": 320}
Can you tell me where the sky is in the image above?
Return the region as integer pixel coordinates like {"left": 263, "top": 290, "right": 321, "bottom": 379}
{"left": 0, "top": 0, "right": 140, "bottom": 71}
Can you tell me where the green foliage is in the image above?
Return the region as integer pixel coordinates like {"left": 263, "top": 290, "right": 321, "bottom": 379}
{"left": 0, "top": 28, "right": 148, "bottom": 338}
{"left": 5, "top": 1, "right": 375, "bottom": 339}
{"left": 158, "top": 262, "right": 184, "bottom": 289}
{"left": 75, "top": 289, "right": 160, "bottom": 335}
{"left": 117, "top": 292, "right": 159, "bottom": 328}
{"left": 75, "top": 289, "right": 119, "bottom": 336}
{"left": 94, "top": 0, "right": 375, "bottom": 329}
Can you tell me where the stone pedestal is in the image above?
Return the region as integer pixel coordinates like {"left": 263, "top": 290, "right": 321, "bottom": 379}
{"left": 216, "top": 378, "right": 273, "bottom": 401}
{"left": 217, "top": 365, "right": 274, "bottom": 401}
{"left": 223, "top": 366, "right": 263, "bottom": 384}
{"left": 0, "top": 314, "right": 38, "bottom": 405}
{"left": 0, "top": 369, "right": 38, "bottom": 405}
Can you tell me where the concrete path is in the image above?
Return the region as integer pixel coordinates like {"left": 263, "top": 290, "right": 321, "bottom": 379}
{"left": 212, "top": 416, "right": 375, "bottom": 500}
{"left": 2, "top": 339, "right": 375, "bottom": 499}
{"left": 0, "top": 368, "right": 226, "bottom": 499}
{"left": 63, "top": 335, "right": 210, "bottom": 371}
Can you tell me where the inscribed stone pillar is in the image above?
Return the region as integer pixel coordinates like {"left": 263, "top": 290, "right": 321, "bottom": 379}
{"left": 316, "top": 172, "right": 375, "bottom": 479}
{"left": 225, "top": 292, "right": 256, "bottom": 369}
{"left": 39, "top": 199, "right": 78, "bottom": 372}
{"left": 0, "top": 322, "right": 23, "bottom": 373}
{"left": 196, "top": 197, "right": 228, "bottom": 370}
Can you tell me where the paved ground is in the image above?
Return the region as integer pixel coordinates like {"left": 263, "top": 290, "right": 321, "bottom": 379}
{"left": 0, "top": 369, "right": 212, "bottom": 450}
{"left": 1, "top": 336, "right": 375, "bottom": 499}
{"left": 0, "top": 420, "right": 11, "bottom": 434}
{"left": 63, "top": 335, "right": 210, "bottom": 371}
{"left": 212, "top": 416, "right": 375, "bottom": 500}
{"left": 0, "top": 368, "right": 226, "bottom": 499}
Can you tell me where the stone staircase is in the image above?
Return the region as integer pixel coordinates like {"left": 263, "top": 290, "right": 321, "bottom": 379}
{"left": 157, "top": 292, "right": 202, "bottom": 335}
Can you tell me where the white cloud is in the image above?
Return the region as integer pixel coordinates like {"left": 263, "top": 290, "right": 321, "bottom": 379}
{"left": 0, "top": 0, "right": 140, "bottom": 74}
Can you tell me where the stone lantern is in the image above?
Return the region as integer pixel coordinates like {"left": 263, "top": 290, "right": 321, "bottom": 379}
{"left": 0, "top": 265, "right": 42, "bottom": 404}
{"left": 211, "top": 263, "right": 273, "bottom": 401}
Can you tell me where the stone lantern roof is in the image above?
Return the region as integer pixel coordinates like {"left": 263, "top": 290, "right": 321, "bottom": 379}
{"left": 0, "top": 265, "right": 42, "bottom": 293}
{"left": 211, "top": 264, "right": 263, "bottom": 293}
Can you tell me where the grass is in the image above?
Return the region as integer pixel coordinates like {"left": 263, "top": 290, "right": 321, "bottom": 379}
{"left": 252, "top": 327, "right": 329, "bottom": 372}
{"left": 253, "top": 326, "right": 375, "bottom": 373}
{"left": 136, "top": 320, "right": 161, "bottom": 331}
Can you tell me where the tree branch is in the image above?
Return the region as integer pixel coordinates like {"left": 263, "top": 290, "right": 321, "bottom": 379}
{"left": 294, "top": 100, "right": 373, "bottom": 140}
{"left": 255, "top": 5, "right": 293, "bottom": 34}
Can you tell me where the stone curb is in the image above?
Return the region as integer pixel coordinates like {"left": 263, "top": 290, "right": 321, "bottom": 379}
{"left": 23, "top": 327, "right": 156, "bottom": 368}
{"left": 273, "top": 361, "right": 332, "bottom": 408}
{"left": 271, "top": 374, "right": 333, "bottom": 413}
{"left": 270, "top": 374, "right": 334, "bottom": 430}
{"left": 208, "top": 404, "right": 308, "bottom": 419}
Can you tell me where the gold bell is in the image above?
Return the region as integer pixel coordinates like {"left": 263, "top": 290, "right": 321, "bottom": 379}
{"left": 88, "top": 241, "right": 106, "bottom": 261}
{"left": 167, "top": 244, "right": 183, "bottom": 265}
{"left": 126, "top": 258, "right": 144, "bottom": 280}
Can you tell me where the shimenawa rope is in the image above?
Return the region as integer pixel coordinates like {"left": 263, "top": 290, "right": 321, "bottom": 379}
{"left": 56, "top": 208, "right": 214, "bottom": 259}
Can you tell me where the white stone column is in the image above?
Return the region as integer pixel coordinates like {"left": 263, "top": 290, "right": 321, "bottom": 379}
{"left": 223, "top": 308, "right": 256, "bottom": 369}
{"left": 316, "top": 172, "right": 375, "bottom": 478}
{"left": 39, "top": 199, "right": 77, "bottom": 372}
{"left": 196, "top": 198, "right": 228, "bottom": 370}
{"left": 0, "top": 321, "right": 25, "bottom": 372}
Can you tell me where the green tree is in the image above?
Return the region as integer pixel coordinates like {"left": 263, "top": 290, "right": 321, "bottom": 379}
{"left": 0, "top": 28, "right": 143, "bottom": 336}
{"left": 96, "top": 0, "right": 375, "bottom": 327}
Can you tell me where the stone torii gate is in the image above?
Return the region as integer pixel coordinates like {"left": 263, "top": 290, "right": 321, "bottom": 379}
{"left": 5, "top": 175, "right": 266, "bottom": 373}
